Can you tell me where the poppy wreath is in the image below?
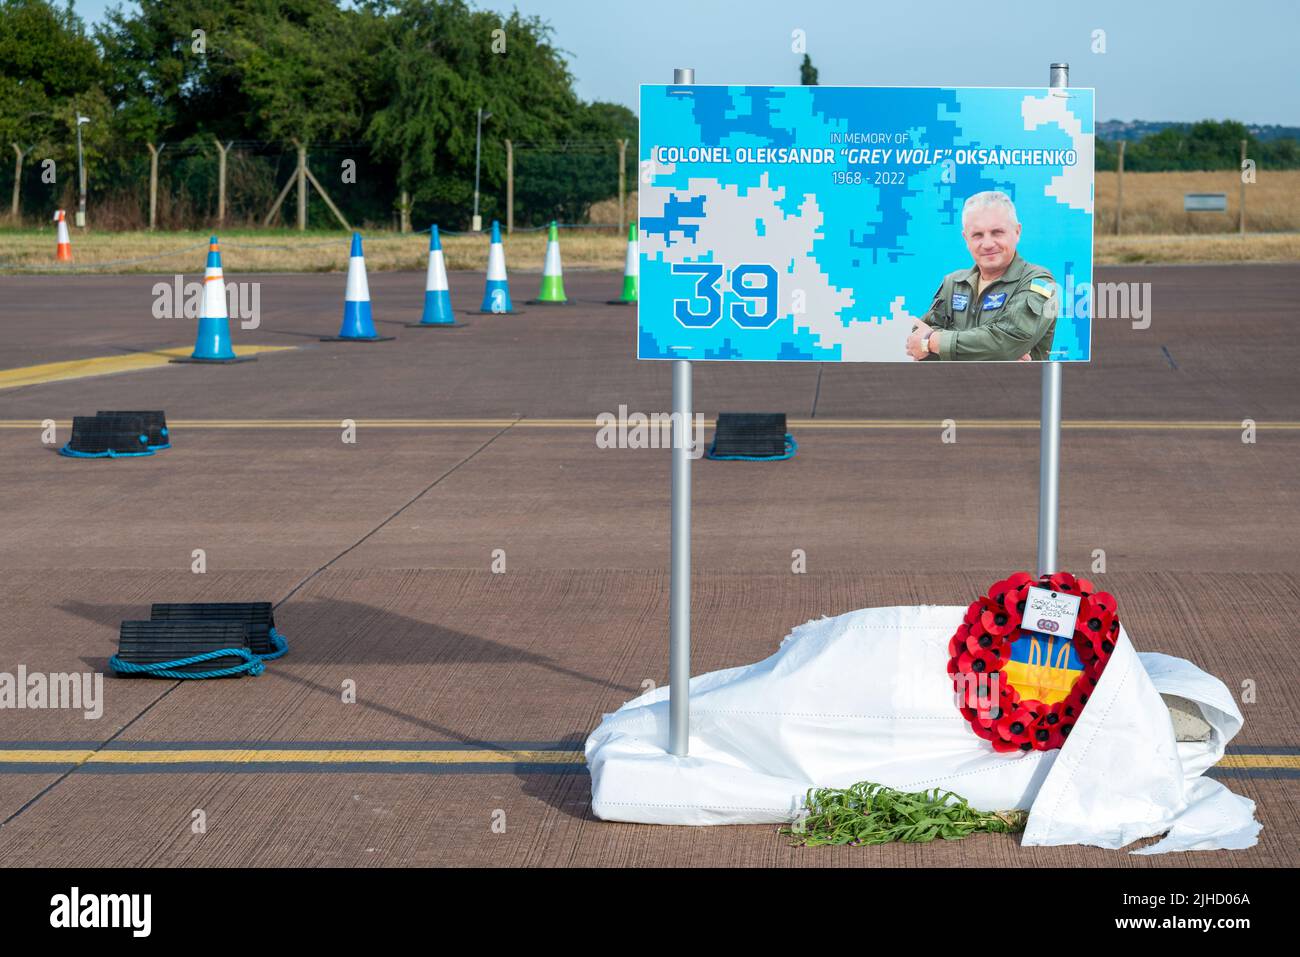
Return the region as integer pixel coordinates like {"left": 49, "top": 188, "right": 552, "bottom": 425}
{"left": 946, "top": 571, "right": 1120, "bottom": 753}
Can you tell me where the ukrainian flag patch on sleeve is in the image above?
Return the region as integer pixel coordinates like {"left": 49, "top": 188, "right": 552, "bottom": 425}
{"left": 1029, "top": 278, "right": 1055, "bottom": 298}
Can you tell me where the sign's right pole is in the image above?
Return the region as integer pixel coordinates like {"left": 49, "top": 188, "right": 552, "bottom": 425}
{"left": 1037, "top": 62, "right": 1069, "bottom": 578}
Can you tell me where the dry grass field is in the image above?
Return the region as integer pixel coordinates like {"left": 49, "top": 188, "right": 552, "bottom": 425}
{"left": 0, "top": 227, "right": 630, "bottom": 273}
{"left": 1, "top": 171, "right": 1297, "bottom": 273}
{"left": 1096, "top": 169, "right": 1300, "bottom": 234}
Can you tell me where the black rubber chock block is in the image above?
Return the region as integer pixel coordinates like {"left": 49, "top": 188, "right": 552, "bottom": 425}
{"left": 115, "top": 620, "right": 252, "bottom": 677}
{"left": 98, "top": 410, "right": 168, "bottom": 447}
{"left": 711, "top": 412, "right": 788, "bottom": 458}
{"left": 66, "top": 414, "right": 150, "bottom": 455}
{"left": 150, "top": 602, "right": 277, "bottom": 656}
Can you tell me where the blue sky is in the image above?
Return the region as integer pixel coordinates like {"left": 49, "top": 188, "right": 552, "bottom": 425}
{"left": 70, "top": 0, "right": 1300, "bottom": 124}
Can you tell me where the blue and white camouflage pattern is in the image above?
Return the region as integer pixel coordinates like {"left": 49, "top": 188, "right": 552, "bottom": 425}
{"left": 638, "top": 85, "right": 1094, "bottom": 362}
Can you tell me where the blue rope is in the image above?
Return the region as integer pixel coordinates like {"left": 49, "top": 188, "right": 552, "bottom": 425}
{"left": 706, "top": 434, "right": 798, "bottom": 461}
{"left": 110, "top": 629, "right": 289, "bottom": 679}
{"left": 59, "top": 442, "right": 154, "bottom": 458}
{"left": 110, "top": 647, "right": 264, "bottom": 679}
{"left": 260, "top": 628, "right": 289, "bottom": 661}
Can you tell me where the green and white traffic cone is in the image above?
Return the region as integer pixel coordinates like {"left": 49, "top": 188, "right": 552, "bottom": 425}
{"left": 608, "top": 221, "right": 638, "bottom": 305}
{"left": 527, "top": 221, "right": 568, "bottom": 305}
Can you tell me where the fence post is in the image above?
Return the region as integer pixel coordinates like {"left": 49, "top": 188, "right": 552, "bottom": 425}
{"left": 400, "top": 189, "right": 411, "bottom": 233}
{"left": 146, "top": 142, "right": 164, "bottom": 230}
{"left": 1238, "top": 139, "right": 1247, "bottom": 236}
{"left": 295, "top": 139, "right": 307, "bottom": 231}
{"left": 215, "top": 138, "right": 232, "bottom": 227}
{"left": 618, "top": 137, "right": 627, "bottom": 233}
{"left": 505, "top": 139, "right": 513, "bottom": 235}
{"left": 10, "top": 143, "right": 24, "bottom": 222}
{"left": 1114, "top": 139, "right": 1124, "bottom": 236}
{"left": 302, "top": 165, "right": 351, "bottom": 231}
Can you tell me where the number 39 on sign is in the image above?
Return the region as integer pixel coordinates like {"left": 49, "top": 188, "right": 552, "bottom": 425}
{"left": 670, "top": 262, "right": 779, "bottom": 330}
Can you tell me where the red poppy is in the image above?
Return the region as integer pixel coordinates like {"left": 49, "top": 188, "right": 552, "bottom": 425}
{"left": 1005, "top": 571, "right": 1034, "bottom": 589}
{"left": 1007, "top": 582, "right": 1033, "bottom": 620}
{"left": 1029, "top": 723, "right": 1055, "bottom": 751}
{"left": 964, "top": 621, "right": 1001, "bottom": 654}
{"left": 963, "top": 600, "right": 984, "bottom": 625}
{"left": 990, "top": 735, "right": 1023, "bottom": 753}
{"left": 987, "top": 578, "right": 1019, "bottom": 609}
{"left": 1076, "top": 577, "right": 1097, "bottom": 596}
{"left": 1046, "top": 571, "right": 1079, "bottom": 593}
{"left": 956, "top": 673, "right": 997, "bottom": 711}
{"left": 1058, "top": 695, "right": 1083, "bottom": 723}
{"left": 1088, "top": 591, "right": 1118, "bottom": 618}
{"left": 980, "top": 601, "right": 1021, "bottom": 637}
{"left": 1077, "top": 607, "right": 1111, "bottom": 643}
{"left": 1017, "top": 698, "right": 1046, "bottom": 719}
{"left": 995, "top": 706, "right": 1034, "bottom": 744}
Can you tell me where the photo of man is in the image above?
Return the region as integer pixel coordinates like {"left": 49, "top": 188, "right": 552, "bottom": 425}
{"left": 906, "top": 191, "right": 1060, "bottom": 362}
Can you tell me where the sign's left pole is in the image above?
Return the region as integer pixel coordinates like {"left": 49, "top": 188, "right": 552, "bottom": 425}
{"left": 668, "top": 67, "right": 694, "bottom": 757}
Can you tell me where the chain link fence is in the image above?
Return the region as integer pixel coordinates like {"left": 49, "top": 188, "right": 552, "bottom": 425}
{"left": 1, "top": 138, "right": 637, "bottom": 233}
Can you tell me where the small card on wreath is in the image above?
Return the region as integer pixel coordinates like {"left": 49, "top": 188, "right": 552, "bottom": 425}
{"left": 1023, "top": 586, "right": 1081, "bottom": 638}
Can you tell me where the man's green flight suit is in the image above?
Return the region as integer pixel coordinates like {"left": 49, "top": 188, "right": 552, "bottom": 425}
{"left": 920, "top": 254, "right": 1059, "bottom": 361}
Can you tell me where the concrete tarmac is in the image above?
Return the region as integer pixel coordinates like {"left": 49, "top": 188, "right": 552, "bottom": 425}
{"left": 0, "top": 264, "right": 1295, "bottom": 866}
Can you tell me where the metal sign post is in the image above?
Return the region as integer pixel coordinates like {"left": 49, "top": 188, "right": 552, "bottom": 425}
{"left": 1037, "top": 62, "right": 1068, "bottom": 578}
{"left": 668, "top": 67, "right": 694, "bottom": 757}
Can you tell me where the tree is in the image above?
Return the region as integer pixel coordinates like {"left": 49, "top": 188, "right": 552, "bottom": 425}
{"left": 513, "top": 100, "right": 637, "bottom": 224}
{"left": 365, "top": 0, "right": 581, "bottom": 225}
{"left": 0, "top": 0, "right": 103, "bottom": 185}
{"left": 229, "top": 0, "right": 367, "bottom": 146}
{"left": 800, "top": 53, "right": 818, "bottom": 86}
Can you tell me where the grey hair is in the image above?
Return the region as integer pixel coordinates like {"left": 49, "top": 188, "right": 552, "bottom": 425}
{"left": 961, "top": 190, "right": 1019, "bottom": 227}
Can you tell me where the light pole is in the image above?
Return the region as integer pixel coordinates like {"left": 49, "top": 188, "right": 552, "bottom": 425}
{"left": 75, "top": 114, "right": 89, "bottom": 227}
{"left": 472, "top": 107, "right": 491, "bottom": 232}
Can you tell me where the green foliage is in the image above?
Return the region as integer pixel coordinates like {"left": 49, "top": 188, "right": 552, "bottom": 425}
{"left": 513, "top": 101, "right": 636, "bottom": 225}
{"left": 229, "top": 0, "right": 369, "bottom": 146}
{"left": 799, "top": 53, "right": 818, "bottom": 86}
{"left": 0, "top": 0, "right": 102, "bottom": 152}
{"left": 1096, "top": 119, "right": 1300, "bottom": 171}
{"left": 782, "top": 781, "right": 1028, "bottom": 846}
{"left": 366, "top": 0, "right": 575, "bottom": 222}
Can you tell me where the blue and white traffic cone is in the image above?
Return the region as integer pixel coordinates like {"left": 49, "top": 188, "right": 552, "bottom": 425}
{"left": 406, "top": 225, "right": 463, "bottom": 327}
{"left": 322, "top": 233, "right": 395, "bottom": 341}
{"left": 170, "top": 236, "right": 256, "bottom": 364}
{"left": 473, "top": 220, "right": 521, "bottom": 314}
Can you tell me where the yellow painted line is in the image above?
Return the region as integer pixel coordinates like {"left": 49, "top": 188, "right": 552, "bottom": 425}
{"left": 0, "top": 749, "right": 584, "bottom": 766}
{"left": 0, "top": 346, "right": 294, "bottom": 391}
{"left": 0, "top": 749, "right": 1296, "bottom": 771}
{"left": 3, "top": 750, "right": 98, "bottom": 764}
{"left": 1217, "top": 754, "right": 1300, "bottom": 770}
{"left": 1, "top": 418, "right": 1297, "bottom": 431}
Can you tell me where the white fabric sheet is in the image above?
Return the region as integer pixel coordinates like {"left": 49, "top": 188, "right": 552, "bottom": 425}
{"left": 586, "top": 605, "right": 1260, "bottom": 853}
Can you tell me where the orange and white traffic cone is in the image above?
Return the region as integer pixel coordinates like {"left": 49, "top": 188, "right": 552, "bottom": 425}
{"left": 54, "top": 210, "right": 72, "bottom": 262}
